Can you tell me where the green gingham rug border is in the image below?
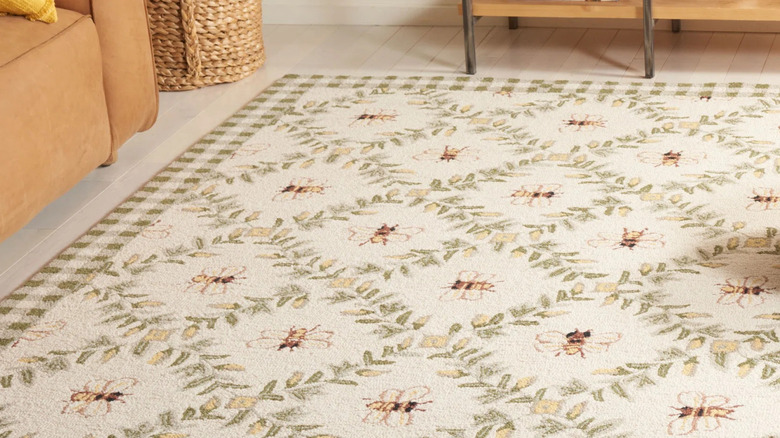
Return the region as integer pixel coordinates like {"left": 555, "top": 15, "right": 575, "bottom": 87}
{"left": 1, "top": 74, "right": 779, "bottom": 348}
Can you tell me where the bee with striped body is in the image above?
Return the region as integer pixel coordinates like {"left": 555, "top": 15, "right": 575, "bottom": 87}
{"left": 62, "top": 378, "right": 138, "bottom": 417}
{"left": 413, "top": 145, "right": 478, "bottom": 163}
{"left": 350, "top": 110, "right": 398, "bottom": 126}
{"left": 534, "top": 329, "right": 621, "bottom": 358}
{"left": 637, "top": 150, "right": 706, "bottom": 167}
{"left": 668, "top": 392, "right": 740, "bottom": 435}
{"left": 246, "top": 325, "right": 333, "bottom": 352}
{"left": 746, "top": 187, "right": 780, "bottom": 211}
{"left": 12, "top": 320, "right": 66, "bottom": 348}
{"left": 588, "top": 228, "right": 665, "bottom": 250}
{"left": 348, "top": 223, "right": 423, "bottom": 246}
{"left": 273, "top": 178, "right": 328, "bottom": 201}
{"left": 717, "top": 276, "right": 773, "bottom": 308}
{"left": 229, "top": 143, "right": 268, "bottom": 159}
{"left": 185, "top": 266, "right": 247, "bottom": 295}
{"left": 561, "top": 114, "right": 606, "bottom": 132}
{"left": 363, "top": 386, "right": 432, "bottom": 426}
{"left": 440, "top": 271, "right": 499, "bottom": 301}
{"left": 141, "top": 220, "right": 173, "bottom": 240}
{"left": 510, "top": 184, "right": 561, "bottom": 207}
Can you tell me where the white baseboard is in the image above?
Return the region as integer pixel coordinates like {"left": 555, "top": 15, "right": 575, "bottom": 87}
{"left": 263, "top": 0, "right": 780, "bottom": 32}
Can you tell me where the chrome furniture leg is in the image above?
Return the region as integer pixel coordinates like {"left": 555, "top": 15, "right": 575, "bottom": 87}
{"left": 643, "top": 0, "right": 655, "bottom": 78}
{"left": 509, "top": 17, "right": 519, "bottom": 29}
{"left": 463, "top": 0, "right": 477, "bottom": 74}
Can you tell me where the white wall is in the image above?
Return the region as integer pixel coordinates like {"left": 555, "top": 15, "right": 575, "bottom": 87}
{"left": 263, "top": 0, "right": 780, "bottom": 32}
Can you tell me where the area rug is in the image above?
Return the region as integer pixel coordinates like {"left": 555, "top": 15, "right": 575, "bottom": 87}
{"left": 1, "top": 75, "right": 779, "bottom": 438}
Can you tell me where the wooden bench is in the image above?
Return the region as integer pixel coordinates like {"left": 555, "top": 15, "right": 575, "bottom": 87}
{"left": 461, "top": 0, "right": 780, "bottom": 78}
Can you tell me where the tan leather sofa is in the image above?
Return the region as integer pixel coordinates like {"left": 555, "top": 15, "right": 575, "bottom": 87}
{"left": 0, "top": 0, "right": 159, "bottom": 242}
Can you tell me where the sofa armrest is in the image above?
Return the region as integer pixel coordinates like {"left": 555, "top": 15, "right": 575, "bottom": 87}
{"left": 57, "top": 0, "right": 160, "bottom": 163}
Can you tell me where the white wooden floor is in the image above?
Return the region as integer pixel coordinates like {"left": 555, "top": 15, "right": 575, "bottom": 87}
{"left": 2, "top": 24, "right": 780, "bottom": 298}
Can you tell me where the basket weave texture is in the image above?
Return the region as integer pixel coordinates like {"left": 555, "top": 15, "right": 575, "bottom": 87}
{"left": 146, "top": 0, "right": 265, "bottom": 91}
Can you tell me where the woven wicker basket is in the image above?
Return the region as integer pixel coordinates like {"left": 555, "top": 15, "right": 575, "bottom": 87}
{"left": 146, "top": 0, "right": 265, "bottom": 91}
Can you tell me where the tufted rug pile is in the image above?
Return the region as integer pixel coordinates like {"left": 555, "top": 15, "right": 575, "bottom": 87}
{"left": 1, "top": 75, "right": 779, "bottom": 437}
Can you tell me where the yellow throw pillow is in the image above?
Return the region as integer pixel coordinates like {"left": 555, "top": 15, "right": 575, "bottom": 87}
{"left": 0, "top": 0, "right": 57, "bottom": 23}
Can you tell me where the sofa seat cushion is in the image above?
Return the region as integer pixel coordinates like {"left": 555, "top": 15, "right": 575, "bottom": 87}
{"left": 0, "top": 8, "right": 111, "bottom": 241}
{"left": 0, "top": 9, "right": 86, "bottom": 66}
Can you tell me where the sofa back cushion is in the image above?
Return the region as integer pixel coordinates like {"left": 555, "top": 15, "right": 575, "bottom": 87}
{"left": 0, "top": 8, "right": 82, "bottom": 67}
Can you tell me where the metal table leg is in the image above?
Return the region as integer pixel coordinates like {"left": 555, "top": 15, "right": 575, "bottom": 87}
{"left": 508, "top": 17, "right": 519, "bottom": 29}
{"left": 463, "top": 0, "right": 477, "bottom": 74}
{"left": 643, "top": 0, "right": 655, "bottom": 78}
{"left": 671, "top": 19, "right": 681, "bottom": 33}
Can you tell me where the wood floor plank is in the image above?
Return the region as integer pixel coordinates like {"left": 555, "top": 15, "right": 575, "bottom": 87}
{"left": 359, "top": 26, "right": 431, "bottom": 73}
{"left": 624, "top": 30, "right": 679, "bottom": 79}
{"left": 692, "top": 32, "right": 744, "bottom": 83}
{"left": 725, "top": 33, "right": 775, "bottom": 83}
{"left": 658, "top": 31, "right": 713, "bottom": 83}
{"left": 760, "top": 34, "right": 780, "bottom": 82}
{"left": 341, "top": 26, "right": 401, "bottom": 71}
{"left": 294, "top": 26, "right": 374, "bottom": 73}
{"left": 491, "top": 27, "right": 556, "bottom": 76}
{"left": 587, "top": 29, "right": 644, "bottom": 80}
{"left": 430, "top": 26, "right": 493, "bottom": 74}
{"left": 392, "top": 26, "right": 460, "bottom": 74}
{"left": 518, "top": 27, "right": 587, "bottom": 79}
{"left": 553, "top": 28, "right": 617, "bottom": 80}
{"left": 476, "top": 26, "right": 526, "bottom": 75}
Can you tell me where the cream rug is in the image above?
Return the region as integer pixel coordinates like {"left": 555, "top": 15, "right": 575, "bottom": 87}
{"left": 1, "top": 75, "right": 779, "bottom": 438}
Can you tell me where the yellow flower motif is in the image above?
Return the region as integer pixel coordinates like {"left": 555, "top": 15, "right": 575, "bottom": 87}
{"left": 687, "top": 337, "right": 704, "bottom": 350}
{"left": 471, "top": 314, "right": 491, "bottom": 328}
{"left": 333, "top": 147, "right": 353, "bottom": 155}
{"left": 406, "top": 189, "right": 430, "bottom": 198}
{"left": 329, "top": 278, "right": 356, "bottom": 288}
{"left": 679, "top": 121, "right": 699, "bottom": 129}
{"left": 595, "top": 282, "right": 618, "bottom": 293}
{"left": 547, "top": 153, "right": 571, "bottom": 161}
{"left": 744, "top": 237, "right": 771, "bottom": 248}
{"left": 640, "top": 193, "right": 664, "bottom": 201}
{"left": 711, "top": 340, "right": 738, "bottom": 354}
{"left": 492, "top": 233, "right": 517, "bottom": 243}
{"left": 513, "top": 376, "right": 535, "bottom": 390}
{"left": 227, "top": 396, "right": 258, "bottom": 409}
{"left": 470, "top": 118, "right": 490, "bottom": 125}
{"left": 532, "top": 399, "right": 561, "bottom": 415}
{"left": 144, "top": 329, "right": 171, "bottom": 342}
{"left": 420, "top": 335, "right": 448, "bottom": 348}
{"left": 287, "top": 372, "right": 304, "bottom": 387}
{"left": 566, "top": 402, "right": 586, "bottom": 419}
{"left": 247, "top": 227, "right": 273, "bottom": 237}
